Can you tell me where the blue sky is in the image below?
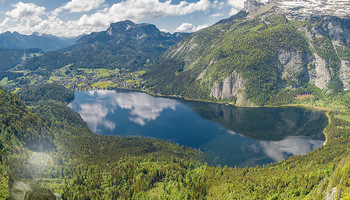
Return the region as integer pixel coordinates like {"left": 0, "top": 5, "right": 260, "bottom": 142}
{"left": 0, "top": 0, "right": 246, "bottom": 37}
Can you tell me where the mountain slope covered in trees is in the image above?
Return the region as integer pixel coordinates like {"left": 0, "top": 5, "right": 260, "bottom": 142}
{"left": 1, "top": 83, "right": 350, "bottom": 199}
{"left": 144, "top": 5, "right": 350, "bottom": 106}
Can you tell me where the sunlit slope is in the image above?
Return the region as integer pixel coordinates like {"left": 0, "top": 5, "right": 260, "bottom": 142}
{"left": 144, "top": 10, "right": 350, "bottom": 106}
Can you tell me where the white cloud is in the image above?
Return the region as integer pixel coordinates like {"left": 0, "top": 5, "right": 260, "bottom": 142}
{"left": 175, "top": 23, "right": 208, "bottom": 33}
{"left": 61, "top": 0, "right": 105, "bottom": 13}
{"left": 0, "top": 0, "right": 216, "bottom": 37}
{"left": 0, "top": 17, "right": 11, "bottom": 27}
{"left": 210, "top": 13, "right": 224, "bottom": 17}
{"left": 6, "top": 2, "right": 45, "bottom": 20}
{"left": 74, "top": 0, "right": 212, "bottom": 28}
{"left": 160, "top": 28, "right": 170, "bottom": 33}
{"left": 227, "top": 0, "right": 245, "bottom": 15}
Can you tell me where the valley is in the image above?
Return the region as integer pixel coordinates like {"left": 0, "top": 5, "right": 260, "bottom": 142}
{"left": 1, "top": 0, "right": 350, "bottom": 199}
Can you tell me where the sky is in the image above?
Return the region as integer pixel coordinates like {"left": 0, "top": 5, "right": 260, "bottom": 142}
{"left": 0, "top": 0, "right": 247, "bottom": 37}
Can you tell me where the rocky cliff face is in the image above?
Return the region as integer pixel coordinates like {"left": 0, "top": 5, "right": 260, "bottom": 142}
{"left": 210, "top": 71, "right": 246, "bottom": 99}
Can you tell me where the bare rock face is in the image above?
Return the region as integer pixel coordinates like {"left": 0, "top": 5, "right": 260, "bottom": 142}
{"left": 243, "top": 0, "right": 264, "bottom": 13}
{"left": 277, "top": 49, "right": 309, "bottom": 88}
{"left": 308, "top": 54, "right": 331, "bottom": 90}
{"left": 340, "top": 60, "right": 350, "bottom": 90}
{"left": 210, "top": 71, "right": 246, "bottom": 99}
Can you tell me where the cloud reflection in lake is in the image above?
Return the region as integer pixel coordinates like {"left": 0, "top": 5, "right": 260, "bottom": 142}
{"left": 259, "top": 136, "right": 324, "bottom": 161}
{"left": 72, "top": 90, "right": 178, "bottom": 132}
{"left": 70, "top": 90, "right": 327, "bottom": 167}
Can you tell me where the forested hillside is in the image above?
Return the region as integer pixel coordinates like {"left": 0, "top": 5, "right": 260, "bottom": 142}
{"left": 144, "top": 8, "right": 350, "bottom": 106}
{"left": 0, "top": 85, "right": 203, "bottom": 199}
{"left": 0, "top": 83, "right": 349, "bottom": 199}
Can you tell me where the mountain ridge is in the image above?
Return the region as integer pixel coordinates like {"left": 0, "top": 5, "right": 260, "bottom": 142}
{"left": 21, "top": 20, "right": 190, "bottom": 72}
{"left": 0, "top": 31, "right": 80, "bottom": 52}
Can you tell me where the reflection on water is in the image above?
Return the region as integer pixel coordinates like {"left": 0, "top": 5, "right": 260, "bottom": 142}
{"left": 69, "top": 90, "right": 328, "bottom": 167}
{"left": 69, "top": 90, "right": 178, "bottom": 132}
{"left": 259, "top": 136, "right": 324, "bottom": 162}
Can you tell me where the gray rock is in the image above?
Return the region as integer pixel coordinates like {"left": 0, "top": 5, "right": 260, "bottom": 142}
{"left": 210, "top": 71, "right": 246, "bottom": 99}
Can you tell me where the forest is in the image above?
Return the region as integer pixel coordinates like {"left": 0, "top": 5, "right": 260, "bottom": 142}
{"left": 0, "top": 83, "right": 350, "bottom": 199}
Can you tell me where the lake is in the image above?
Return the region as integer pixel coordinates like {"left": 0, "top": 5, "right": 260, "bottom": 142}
{"left": 68, "top": 90, "right": 328, "bottom": 167}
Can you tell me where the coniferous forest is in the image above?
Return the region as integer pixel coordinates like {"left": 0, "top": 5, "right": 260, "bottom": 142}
{"left": 1, "top": 81, "right": 350, "bottom": 199}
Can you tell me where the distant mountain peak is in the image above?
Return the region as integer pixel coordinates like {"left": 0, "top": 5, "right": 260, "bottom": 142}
{"left": 107, "top": 20, "right": 136, "bottom": 34}
{"left": 104, "top": 20, "right": 162, "bottom": 37}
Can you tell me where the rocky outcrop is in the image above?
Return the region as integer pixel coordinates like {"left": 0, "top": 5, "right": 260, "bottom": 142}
{"left": 340, "top": 60, "right": 350, "bottom": 90}
{"left": 308, "top": 54, "right": 331, "bottom": 90}
{"left": 243, "top": 0, "right": 264, "bottom": 13}
{"left": 210, "top": 71, "right": 246, "bottom": 99}
{"left": 277, "top": 49, "right": 309, "bottom": 88}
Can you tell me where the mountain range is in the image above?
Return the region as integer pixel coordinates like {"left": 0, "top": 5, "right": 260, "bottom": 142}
{"left": 21, "top": 20, "right": 190, "bottom": 72}
{"left": 0, "top": 31, "right": 80, "bottom": 52}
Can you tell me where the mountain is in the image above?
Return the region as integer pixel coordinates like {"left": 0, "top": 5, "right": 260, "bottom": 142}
{"left": 21, "top": 20, "right": 190, "bottom": 72}
{"left": 0, "top": 47, "right": 42, "bottom": 85}
{"left": 144, "top": 0, "right": 350, "bottom": 106}
{"left": 0, "top": 31, "right": 80, "bottom": 52}
{"left": 0, "top": 47, "right": 42, "bottom": 71}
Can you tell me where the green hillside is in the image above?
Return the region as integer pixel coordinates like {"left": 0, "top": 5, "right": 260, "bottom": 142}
{"left": 0, "top": 80, "right": 350, "bottom": 199}
{"left": 144, "top": 11, "right": 350, "bottom": 106}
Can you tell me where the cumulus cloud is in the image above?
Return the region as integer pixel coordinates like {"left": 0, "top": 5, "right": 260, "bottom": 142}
{"left": 74, "top": 0, "right": 212, "bottom": 28}
{"left": 175, "top": 23, "right": 208, "bottom": 33}
{"left": 0, "top": 17, "right": 11, "bottom": 27}
{"left": 6, "top": 2, "right": 45, "bottom": 20}
{"left": 227, "top": 0, "right": 245, "bottom": 15}
{"left": 160, "top": 29, "right": 170, "bottom": 33}
{"left": 0, "top": 0, "right": 216, "bottom": 37}
{"left": 60, "top": 0, "right": 105, "bottom": 13}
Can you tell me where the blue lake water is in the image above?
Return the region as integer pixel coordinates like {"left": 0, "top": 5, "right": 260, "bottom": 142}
{"left": 69, "top": 90, "right": 328, "bottom": 167}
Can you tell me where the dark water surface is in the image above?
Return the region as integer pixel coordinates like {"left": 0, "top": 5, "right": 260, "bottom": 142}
{"left": 69, "top": 90, "right": 328, "bottom": 167}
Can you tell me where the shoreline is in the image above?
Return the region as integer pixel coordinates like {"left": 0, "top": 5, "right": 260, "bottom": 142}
{"left": 73, "top": 87, "right": 332, "bottom": 157}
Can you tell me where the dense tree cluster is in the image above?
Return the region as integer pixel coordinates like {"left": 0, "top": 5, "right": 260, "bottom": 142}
{"left": 0, "top": 84, "right": 350, "bottom": 199}
{"left": 16, "top": 84, "right": 74, "bottom": 104}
